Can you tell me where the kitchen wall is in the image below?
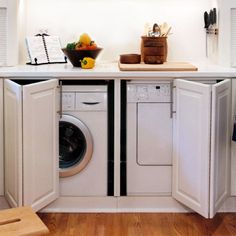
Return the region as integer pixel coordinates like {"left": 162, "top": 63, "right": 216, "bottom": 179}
{"left": 19, "top": 0, "right": 216, "bottom": 64}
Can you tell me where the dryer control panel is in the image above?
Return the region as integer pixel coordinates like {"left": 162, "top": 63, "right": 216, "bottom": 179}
{"left": 127, "top": 83, "right": 171, "bottom": 103}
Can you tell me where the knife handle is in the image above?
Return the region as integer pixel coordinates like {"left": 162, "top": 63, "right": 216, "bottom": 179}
{"left": 213, "top": 8, "right": 217, "bottom": 25}
{"left": 204, "top": 11, "right": 210, "bottom": 29}
{"left": 209, "top": 10, "right": 213, "bottom": 25}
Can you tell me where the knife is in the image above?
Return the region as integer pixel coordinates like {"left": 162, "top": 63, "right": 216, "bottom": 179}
{"left": 204, "top": 11, "right": 210, "bottom": 57}
{"left": 204, "top": 11, "right": 210, "bottom": 29}
{"left": 209, "top": 10, "right": 214, "bottom": 26}
{"left": 213, "top": 8, "right": 217, "bottom": 25}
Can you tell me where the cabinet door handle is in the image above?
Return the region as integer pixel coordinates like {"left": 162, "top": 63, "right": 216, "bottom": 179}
{"left": 170, "top": 81, "right": 176, "bottom": 118}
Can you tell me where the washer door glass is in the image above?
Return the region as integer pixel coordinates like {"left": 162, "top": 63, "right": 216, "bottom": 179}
{"left": 59, "top": 115, "right": 93, "bottom": 178}
{"left": 59, "top": 121, "right": 86, "bottom": 169}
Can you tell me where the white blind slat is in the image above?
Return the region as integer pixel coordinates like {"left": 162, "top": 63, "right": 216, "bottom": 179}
{"left": 231, "top": 9, "right": 236, "bottom": 67}
{"left": 0, "top": 8, "right": 6, "bottom": 66}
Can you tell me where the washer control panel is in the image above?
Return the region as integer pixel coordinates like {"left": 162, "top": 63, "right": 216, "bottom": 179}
{"left": 127, "top": 83, "right": 171, "bottom": 102}
{"left": 62, "top": 92, "right": 75, "bottom": 110}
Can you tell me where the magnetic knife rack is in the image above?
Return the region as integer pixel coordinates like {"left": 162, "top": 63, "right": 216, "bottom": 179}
{"left": 204, "top": 8, "right": 218, "bottom": 35}
{"left": 206, "top": 28, "right": 218, "bottom": 35}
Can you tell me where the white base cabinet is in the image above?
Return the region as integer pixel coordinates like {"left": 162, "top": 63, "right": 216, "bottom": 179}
{"left": 172, "top": 79, "right": 231, "bottom": 218}
{"left": 4, "top": 79, "right": 59, "bottom": 211}
{"left": 0, "top": 80, "right": 3, "bottom": 195}
{"left": 1, "top": 77, "right": 233, "bottom": 218}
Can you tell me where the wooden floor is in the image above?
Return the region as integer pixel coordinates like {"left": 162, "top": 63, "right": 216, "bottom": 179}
{"left": 38, "top": 213, "right": 236, "bottom": 236}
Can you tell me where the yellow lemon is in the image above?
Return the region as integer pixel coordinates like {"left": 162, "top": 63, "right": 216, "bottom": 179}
{"left": 81, "top": 57, "right": 95, "bottom": 69}
{"left": 79, "top": 33, "right": 92, "bottom": 46}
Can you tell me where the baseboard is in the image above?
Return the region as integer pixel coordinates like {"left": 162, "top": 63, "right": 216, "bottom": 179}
{"left": 40, "top": 197, "right": 117, "bottom": 213}
{"left": 0, "top": 196, "right": 9, "bottom": 210}
{"left": 9, "top": 196, "right": 236, "bottom": 213}
{"left": 117, "top": 196, "right": 190, "bottom": 213}
{"left": 41, "top": 196, "right": 190, "bottom": 213}
{"left": 219, "top": 196, "right": 236, "bottom": 212}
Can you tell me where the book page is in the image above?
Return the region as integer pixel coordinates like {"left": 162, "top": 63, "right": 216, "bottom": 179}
{"left": 44, "top": 36, "right": 65, "bottom": 63}
{"left": 25, "top": 36, "right": 48, "bottom": 64}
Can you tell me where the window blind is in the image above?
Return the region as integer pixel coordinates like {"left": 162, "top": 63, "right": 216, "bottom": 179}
{"left": 231, "top": 8, "right": 236, "bottom": 67}
{"left": 0, "top": 8, "right": 6, "bottom": 66}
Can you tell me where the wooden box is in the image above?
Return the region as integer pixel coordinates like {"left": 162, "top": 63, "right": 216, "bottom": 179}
{"left": 0, "top": 207, "right": 49, "bottom": 235}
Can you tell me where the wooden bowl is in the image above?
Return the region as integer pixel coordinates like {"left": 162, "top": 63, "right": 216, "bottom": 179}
{"left": 120, "top": 54, "right": 141, "bottom": 64}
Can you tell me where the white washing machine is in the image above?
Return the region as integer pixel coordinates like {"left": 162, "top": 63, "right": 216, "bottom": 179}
{"left": 59, "top": 85, "right": 107, "bottom": 196}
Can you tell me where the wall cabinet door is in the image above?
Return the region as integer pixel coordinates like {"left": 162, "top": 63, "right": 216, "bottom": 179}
{"left": 4, "top": 79, "right": 59, "bottom": 211}
{"left": 172, "top": 79, "right": 231, "bottom": 218}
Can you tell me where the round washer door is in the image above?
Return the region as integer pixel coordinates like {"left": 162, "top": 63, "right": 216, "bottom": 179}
{"left": 59, "top": 114, "right": 93, "bottom": 177}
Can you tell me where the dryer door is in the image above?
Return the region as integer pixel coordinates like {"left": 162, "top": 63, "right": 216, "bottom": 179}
{"left": 59, "top": 114, "right": 93, "bottom": 177}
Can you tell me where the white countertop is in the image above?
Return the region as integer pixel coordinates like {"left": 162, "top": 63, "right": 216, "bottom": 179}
{"left": 0, "top": 61, "right": 236, "bottom": 79}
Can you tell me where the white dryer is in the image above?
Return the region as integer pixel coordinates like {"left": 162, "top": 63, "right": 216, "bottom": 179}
{"left": 126, "top": 81, "right": 172, "bottom": 196}
{"left": 59, "top": 85, "right": 107, "bottom": 196}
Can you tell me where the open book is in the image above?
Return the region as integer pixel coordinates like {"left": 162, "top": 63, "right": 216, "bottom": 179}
{"left": 25, "top": 35, "right": 67, "bottom": 65}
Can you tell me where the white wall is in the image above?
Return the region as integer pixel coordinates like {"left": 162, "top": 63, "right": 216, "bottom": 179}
{"left": 19, "top": 0, "right": 213, "bottom": 63}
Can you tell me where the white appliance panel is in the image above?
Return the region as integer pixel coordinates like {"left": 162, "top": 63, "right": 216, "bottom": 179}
{"left": 75, "top": 92, "right": 107, "bottom": 111}
{"left": 127, "top": 84, "right": 171, "bottom": 103}
{"left": 127, "top": 99, "right": 172, "bottom": 196}
{"left": 137, "top": 103, "right": 172, "bottom": 165}
{"left": 62, "top": 92, "right": 75, "bottom": 111}
{"left": 127, "top": 165, "right": 172, "bottom": 196}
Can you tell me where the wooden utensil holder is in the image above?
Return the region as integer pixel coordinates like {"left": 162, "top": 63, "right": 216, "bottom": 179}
{"left": 141, "top": 36, "right": 167, "bottom": 64}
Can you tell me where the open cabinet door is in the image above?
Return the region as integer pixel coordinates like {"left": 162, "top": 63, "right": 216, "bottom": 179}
{"left": 210, "top": 79, "right": 231, "bottom": 218}
{"left": 23, "top": 79, "right": 59, "bottom": 211}
{"left": 4, "top": 79, "right": 23, "bottom": 208}
{"left": 172, "top": 79, "right": 211, "bottom": 218}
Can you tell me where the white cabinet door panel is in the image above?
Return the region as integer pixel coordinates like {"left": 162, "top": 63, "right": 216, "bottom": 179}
{"left": 23, "top": 79, "right": 59, "bottom": 211}
{"left": 210, "top": 79, "right": 231, "bottom": 218}
{"left": 4, "top": 79, "right": 23, "bottom": 208}
{"left": 173, "top": 79, "right": 211, "bottom": 218}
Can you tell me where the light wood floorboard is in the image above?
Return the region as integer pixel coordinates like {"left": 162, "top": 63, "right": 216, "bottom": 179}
{"left": 38, "top": 213, "right": 236, "bottom": 236}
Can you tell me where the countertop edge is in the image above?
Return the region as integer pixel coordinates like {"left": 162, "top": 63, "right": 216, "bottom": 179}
{"left": 0, "top": 62, "right": 236, "bottom": 79}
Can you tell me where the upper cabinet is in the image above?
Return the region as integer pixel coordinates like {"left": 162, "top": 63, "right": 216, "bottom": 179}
{"left": 172, "top": 79, "right": 231, "bottom": 218}
{"left": 4, "top": 79, "right": 59, "bottom": 211}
